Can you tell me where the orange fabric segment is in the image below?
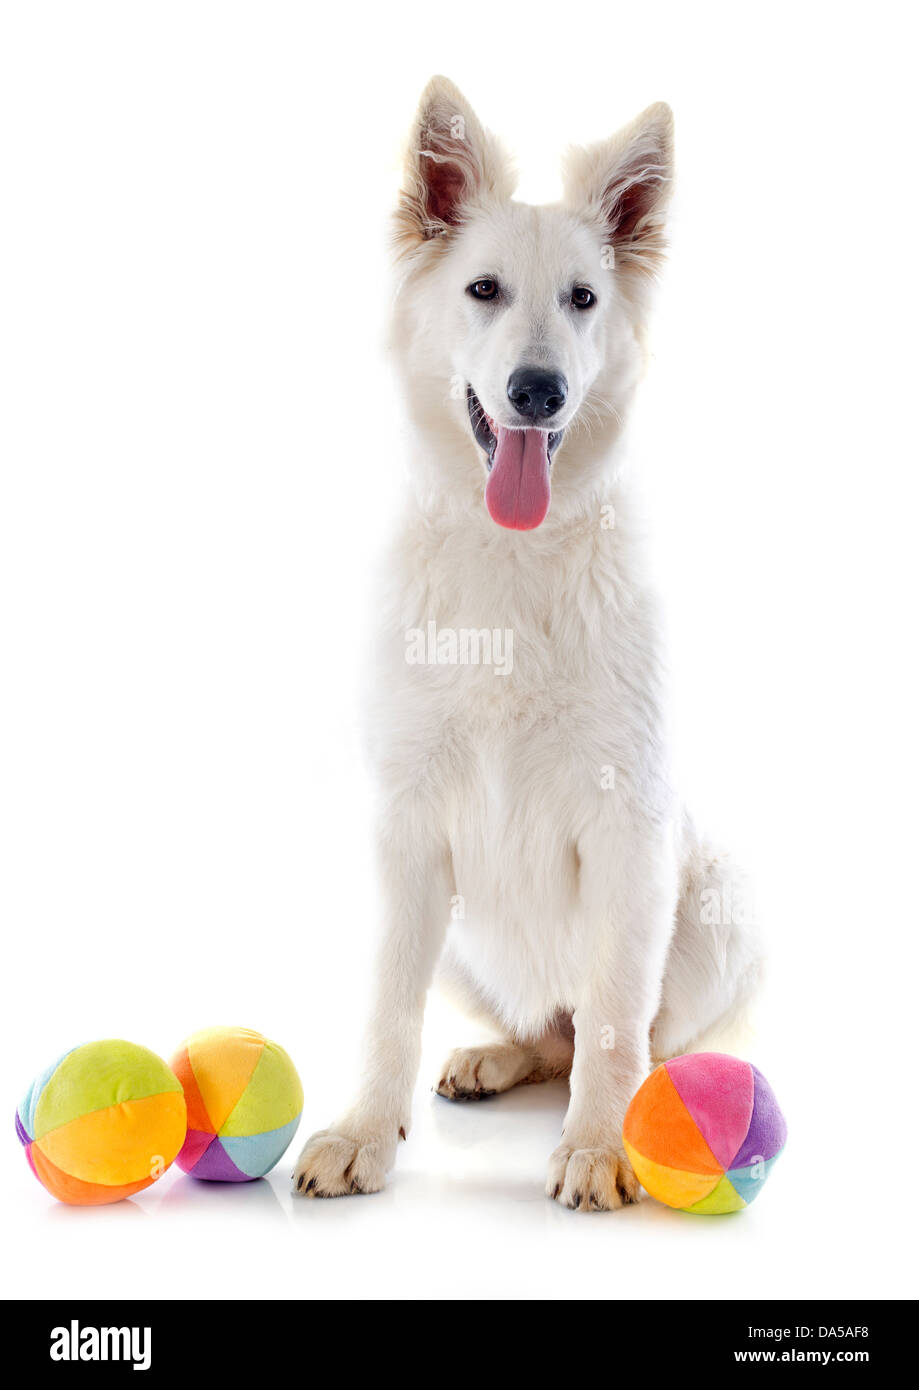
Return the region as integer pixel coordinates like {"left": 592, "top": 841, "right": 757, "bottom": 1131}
{"left": 185, "top": 1028, "right": 265, "bottom": 1134}
{"left": 35, "top": 1091, "right": 187, "bottom": 1186}
{"left": 169, "top": 1046, "right": 214, "bottom": 1133}
{"left": 30, "top": 1145, "right": 155, "bottom": 1206}
{"left": 622, "top": 1063, "right": 723, "bottom": 1175}
{"left": 623, "top": 1139, "right": 721, "bottom": 1209}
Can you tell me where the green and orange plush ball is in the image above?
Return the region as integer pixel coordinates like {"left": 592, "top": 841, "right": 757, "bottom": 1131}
{"left": 17, "top": 1027, "right": 303, "bottom": 1204}
{"left": 16, "top": 1040, "right": 187, "bottom": 1205}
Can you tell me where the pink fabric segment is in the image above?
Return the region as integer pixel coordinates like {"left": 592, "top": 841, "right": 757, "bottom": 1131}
{"left": 176, "top": 1127, "right": 216, "bottom": 1173}
{"left": 664, "top": 1052, "right": 755, "bottom": 1170}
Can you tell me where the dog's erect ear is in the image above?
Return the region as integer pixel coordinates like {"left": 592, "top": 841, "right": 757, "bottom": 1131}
{"left": 394, "top": 76, "right": 515, "bottom": 257}
{"left": 563, "top": 103, "right": 674, "bottom": 279}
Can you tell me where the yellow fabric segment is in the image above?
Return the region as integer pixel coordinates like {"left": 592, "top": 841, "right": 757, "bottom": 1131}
{"left": 33, "top": 1040, "right": 182, "bottom": 1141}
{"left": 186, "top": 1027, "right": 265, "bottom": 1133}
{"left": 220, "top": 1039, "right": 303, "bottom": 1137}
{"left": 623, "top": 1138, "right": 721, "bottom": 1209}
{"left": 685, "top": 1174, "right": 746, "bottom": 1214}
{"left": 35, "top": 1091, "right": 187, "bottom": 1186}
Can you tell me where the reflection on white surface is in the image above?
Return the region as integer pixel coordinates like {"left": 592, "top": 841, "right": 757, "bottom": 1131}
{"left": 158, "top": 1173, "right": 287, "bottom": 1223}
{"left": 45, "top": 1197, "right": 150, "bottom": 1225}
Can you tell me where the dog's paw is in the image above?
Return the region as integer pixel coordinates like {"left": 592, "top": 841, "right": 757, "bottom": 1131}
{"left": 546, "top": 1143, "right": 641, "bottom": 1211}
{"left": 435, "top": 1043, "right": 533, "bottom": 1100}
{"left": 291, "top": 1124, "right": 399, "bottom": 1198}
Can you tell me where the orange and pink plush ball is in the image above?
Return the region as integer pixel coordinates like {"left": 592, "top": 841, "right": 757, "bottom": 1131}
{"left": 623, "top": 1052, "right": 787, "bottom": 1213}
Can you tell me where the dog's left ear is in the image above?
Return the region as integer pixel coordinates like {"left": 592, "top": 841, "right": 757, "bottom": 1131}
{"left": 563, "top": 103, "right": 674, "bottom": 279}
{"left": 394, "top": 76, "right": 515, "bottom": 257}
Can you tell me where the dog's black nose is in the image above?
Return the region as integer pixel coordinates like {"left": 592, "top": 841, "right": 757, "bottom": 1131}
{"left": 507, "top": 368, "right": 568, "bottom": 421}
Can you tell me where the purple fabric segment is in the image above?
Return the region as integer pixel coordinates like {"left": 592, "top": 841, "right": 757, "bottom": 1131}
{"left": 732, "top": 1065, "right": 787, "bottom": 1166}
{"left": 15, "top": 1108, "right": 31, "bottom": 1146}
{"left": 190, "top": 1137, "right": 253, "bottom": 1182}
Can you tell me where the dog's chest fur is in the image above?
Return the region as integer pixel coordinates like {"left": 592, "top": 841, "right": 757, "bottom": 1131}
{"left": 369, "top": 491, "right": 674, "bottom": 1027}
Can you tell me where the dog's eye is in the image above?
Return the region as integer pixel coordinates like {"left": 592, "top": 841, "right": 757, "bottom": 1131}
{"left": 571, "top": 286, "right": 596, "bottom": 309}
{"left": 468, "top": 279, "right": 498, "bottom": 301}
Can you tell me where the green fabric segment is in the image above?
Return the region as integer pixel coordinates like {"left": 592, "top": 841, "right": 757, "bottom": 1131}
{"left": 33, "top": 1039, "right": 182, "bottom": 1140}
{"left": 220, "top": 1040, "right": 303, "bottom": 1137}
{"left": 685, "top": 1173, "right": 746, "bottom": 1214}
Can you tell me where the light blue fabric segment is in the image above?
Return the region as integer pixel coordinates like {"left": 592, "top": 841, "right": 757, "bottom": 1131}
{"left": 727, "top": 1152, "right": 781, "bottom": 1205}
{"left": 17, "top": 1044, "right": 83, "bottom": 1140}
{"left": 219, "top": 1114, "right": 302, "bottom": 1178}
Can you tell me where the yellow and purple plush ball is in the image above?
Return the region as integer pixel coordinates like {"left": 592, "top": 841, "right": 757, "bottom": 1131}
{"left": 169, "top": 1026, "right": 302, "bottom": 1181}
{"left": 623, "top": 1052, "right": 787, "bottom": 1213}
{"left": 16, "top": 1040, "right": 187, "bottom": 1205}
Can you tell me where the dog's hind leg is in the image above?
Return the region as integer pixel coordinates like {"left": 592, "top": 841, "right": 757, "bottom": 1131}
{"left": 434, "top": 949, "right": 573, "bottom": 1100}
{"left": 651, "top": 817, "right": 764, "bottom": 1063}
{"left": 436, "top": 1030, "right": 574, "bottom": 1100}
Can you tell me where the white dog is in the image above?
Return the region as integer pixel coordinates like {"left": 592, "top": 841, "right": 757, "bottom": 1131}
{"left": 293, "top": 77, "right": 762, "bottom": 1210}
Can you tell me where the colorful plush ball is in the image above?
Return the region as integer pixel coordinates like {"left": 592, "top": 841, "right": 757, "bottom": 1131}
{"left": 16, "top": 1040, "right": 187, "bottom": 1205}
{"left": 623, "top": 1052, "right": 787, "bottom": 1214}
{"left": 169, "top": 1026, "right": 302, "bottom": 1181}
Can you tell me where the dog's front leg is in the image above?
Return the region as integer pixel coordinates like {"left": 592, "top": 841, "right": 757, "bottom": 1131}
{"left": 292, "top": 810, "right": 451, "bottom": 1197}
{"left": 547, "top": 816, "right": 679, "bottom": 1211}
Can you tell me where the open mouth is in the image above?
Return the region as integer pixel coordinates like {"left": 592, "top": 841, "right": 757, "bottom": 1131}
{"left": 467, "top": 386, "right": 563, "bottom": 531}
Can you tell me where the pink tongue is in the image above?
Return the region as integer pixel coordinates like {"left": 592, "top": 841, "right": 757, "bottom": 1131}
{"left": 484, "top": 427, "right": 551, "bottom": 530}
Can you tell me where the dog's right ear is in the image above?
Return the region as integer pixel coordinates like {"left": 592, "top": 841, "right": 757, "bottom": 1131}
{"left": 394, "top": 76, "right": 515, "bottom": 257}
{"left": 563, "top": 103, "right": 674, "bottom": 283}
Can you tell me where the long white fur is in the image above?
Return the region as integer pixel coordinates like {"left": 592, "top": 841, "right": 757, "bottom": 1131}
{"left": 293, "top": 77, "right": 763, "bottom": 1210}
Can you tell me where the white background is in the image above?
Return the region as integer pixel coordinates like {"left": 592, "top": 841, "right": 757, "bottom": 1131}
{"left": 2, "top": 1, "right": 917, "bottom": 1301}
